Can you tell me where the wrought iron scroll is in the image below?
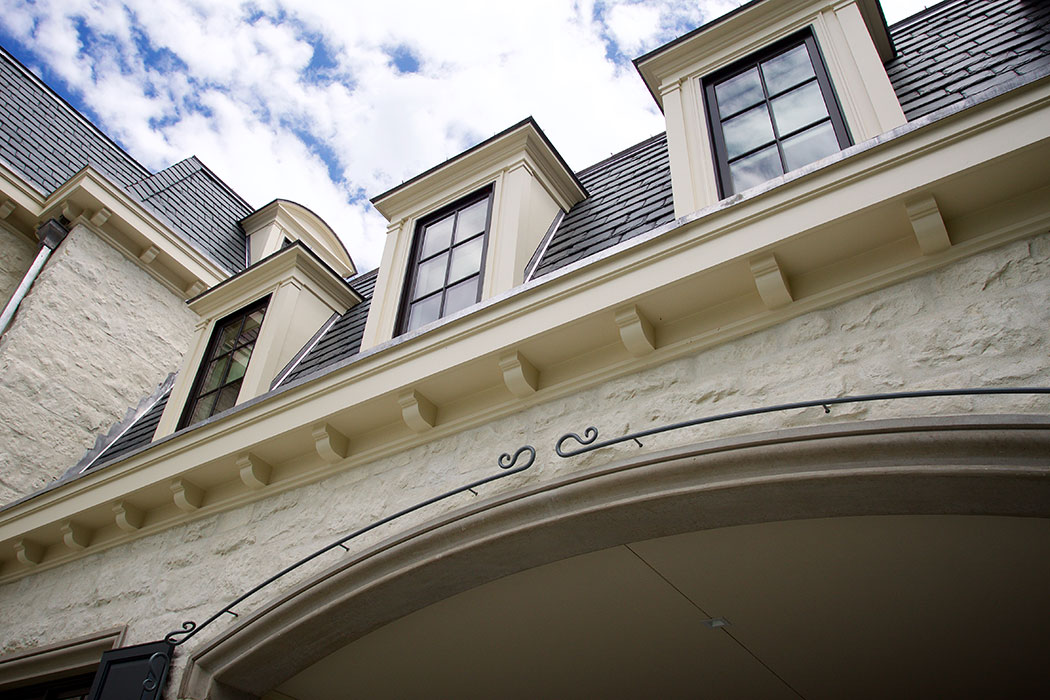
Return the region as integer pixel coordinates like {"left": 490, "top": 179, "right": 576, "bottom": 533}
{"left": 141, "top": 652, "right": 169, "bottom": 697}
{"left": 165, "top": 444, "right": 535, "bottom": 646}
{"left": 556, "top": 387, "right": 1050, "bottom": 457}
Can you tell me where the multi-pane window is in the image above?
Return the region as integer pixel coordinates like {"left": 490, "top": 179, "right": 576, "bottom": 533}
{"left": 399, "top": 189, "right": 491, "bottom": 333}
{"left": 704, "top": 32, "right": 851, "bottom": 197}
{"left": 180, "top": 298, "right": 269, "bottom": 427}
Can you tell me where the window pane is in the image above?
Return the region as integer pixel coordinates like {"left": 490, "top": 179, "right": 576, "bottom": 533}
{"left": 215, "top": 321, "right": 241, "bottom": 355}
{"left": 781, "top": 120, "right": 840, "bottom": 171}
{"left": 413, "top": 253, "right": 448, "bottom": 298}
{"left": 761, "top": 44, "right": 814, "bottom": 94}
{"left": 715, "top": 67, "right": 764, "bottom": 118}
{"left": 770, "top": 80, "right": 828, "bottom": 136}
{"left": 454, "top": 200, "right": 488, "bottom": 242}
{"left": 226, "top": 346, "right": 252, "bottom": 383}
{"left": 406, "top": 295, "right": 442, "bottom": 331}
{"left": 729, "top": 144, "right": 784, "bottom": 193}
{"left": 420, "top": 215, "right": 454, "bottom": 258}
{"left": 201, "top": 356, "right": 229, "bottom": 393}
{"left": 444, "top": 276, "right": 479, "bottom": 316}
{"left": 188, "top": 392, "right": 217, "bottom": 424}
{"left": 722, "top": 104, "right": 775, "bottom": 159}
{"left": 448, "top": 236, "right": 484, "bottom": 282}
{"left": 238, "top": 309, "right": 265, "bottom": 344}
{"left": 213, "top": 383, "right": 240, "bottom": 414}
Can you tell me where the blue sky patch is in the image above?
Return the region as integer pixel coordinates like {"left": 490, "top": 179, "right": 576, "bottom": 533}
{"left": 387, "top": 44, "right": 421, "bottom": 74}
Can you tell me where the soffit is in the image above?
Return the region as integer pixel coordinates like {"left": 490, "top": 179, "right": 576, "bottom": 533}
{"left": 277, "top": 514, "right": 1050, "bottom": 699}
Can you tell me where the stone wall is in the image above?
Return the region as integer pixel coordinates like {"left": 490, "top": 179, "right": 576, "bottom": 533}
{"left": 0, "top": 223, "right": 198, "bottom": 505}
{"left": 0, "top": 231, "right": 1048, "bottom": 693}
{"left": 0, "top": 224, "right": 36, "bottom": 311}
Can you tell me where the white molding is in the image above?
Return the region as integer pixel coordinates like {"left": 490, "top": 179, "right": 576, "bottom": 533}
{"left": 906, "top": 195, "right": 952, "bottom": 255}
{"left": 1, "top": 83, "right": 1048, "bottom": 582}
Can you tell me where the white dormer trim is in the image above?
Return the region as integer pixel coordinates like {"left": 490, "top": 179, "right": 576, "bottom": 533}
{"left": 362, "top": 118, "right": 585, "bottom": 349}
{"left": 241, "top": 199, "right": 356, "bottom": 278}
{"left": 0, "top": 161, "right": 227, "bottom": 298}
{"left": 154, "top": 243, "right": 363, "bottom": 439}
{"left": 635, "top": 0, "right": 906, "bottom": 217}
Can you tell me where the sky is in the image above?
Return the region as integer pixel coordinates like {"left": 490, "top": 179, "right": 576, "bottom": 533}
{"left": 0, "top": 0, "right": 927, "bottom": 271}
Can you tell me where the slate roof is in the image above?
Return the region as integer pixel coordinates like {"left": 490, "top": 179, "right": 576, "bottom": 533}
{"left": 0, "top": 49, "right": 148, "bottom": 191}
{"left": 886, "top": 0, "right": 1050, "bottom": 121}
{"left": 280, "top": 269, "right": 379, "bottom": 385}
{"left": 128, "top": 158, "right": 252, "bottom": 273}
{"left": 65, "top": 0, "right": 1050, "bottom": 471}
{"left": 530, "top": 133, "right": 675, "bottom": 279}
{"left": 90, "top": 390, "right": 171, "bottom": 467}
{"left": 0, "top": 47, "right": 249, "bottom": 273}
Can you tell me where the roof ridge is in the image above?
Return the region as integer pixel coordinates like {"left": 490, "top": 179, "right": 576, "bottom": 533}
{"left": 133, "top": 155, "right": 251, "bottom": 213}
{"left": 0, "top": 45, "right": 150, "bottom": 182}
{"left": 888, "top": 0, "right": 963, "bottom": 31}
{"left": 574, "top": 132, "right": 666, "bottom": 179}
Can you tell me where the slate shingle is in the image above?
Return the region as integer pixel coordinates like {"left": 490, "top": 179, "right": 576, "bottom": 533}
{"left": 88, "top": 391, "right": 171, "bottom": 468}
{"left": 0, "top": 47, "right": 251, "bottom": 273}
{"left": 887, "top": 0, "right": 1050, "bottom": 121}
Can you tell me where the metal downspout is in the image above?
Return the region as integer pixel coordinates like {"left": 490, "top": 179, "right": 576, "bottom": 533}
{"left": 0, "top": 219, "right": 68, "bottom": 337}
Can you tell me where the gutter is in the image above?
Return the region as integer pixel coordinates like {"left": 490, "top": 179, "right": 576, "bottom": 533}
{"left": 0, "top": 218, "right": 67, "bottom": 337}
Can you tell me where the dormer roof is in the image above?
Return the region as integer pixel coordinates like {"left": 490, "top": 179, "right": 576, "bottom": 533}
{"left": 371, "top": 117, "right": 587, "bottom": 220}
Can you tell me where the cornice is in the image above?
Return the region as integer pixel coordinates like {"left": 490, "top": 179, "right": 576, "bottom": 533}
{"left": 188, "top": 242, "right": 362, "bottom": 319}
{"left": 372, "top": 119, "right": 585, "bottom": 222}
{"left": 1, "top": 79, "right": 1048, "bottom": 582}
{"left": 635, "top": 0, "right": 891, "bottom": 110}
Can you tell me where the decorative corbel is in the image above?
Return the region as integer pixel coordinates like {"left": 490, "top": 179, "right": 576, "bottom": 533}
{"left": 238, "top": 452, "right": 274, "bottom": 488}
{"left": 60, "top": 521, "right": 91, "bottom": 550}
{"left": 749, "top": 253, "right": 793, "bottom": 310}
{"left": 498, "top": 350, "right": 540, "bottom": 398}
{"left": 15, "top": 538, "right": 44, "bottom": 566}
{"left": 905, "top": 194, "right": 951, "bottom": 255}
{"left": 312, "top": 423, "right": 349, "bottom": 464}
{"left": 614, "top": 305, "right": 656, "bottom": 357}
{"left": 398, "top": 389, "right": 437, "bottom": 432}
{"left": 90, "top": 207, "right": 112, "bottom": 227}
{"left": 0, "top": 199, "right": 14, "bottom": 219}
{"left": 138, "top": 244, "right": 160, "bottom": 264}
{"left": 113, "top": 500, "right": 145, "bottom": 532}
{"left": 184, "top": 280, "right": 207, "bottom": 298}
{"left": 170, "top": 478, "right": 204, "bottom": 512}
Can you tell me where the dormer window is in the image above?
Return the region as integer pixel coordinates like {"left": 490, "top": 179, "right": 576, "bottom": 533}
{"left": 398, "top": 188, "right": 492, "bottom": 333}
{"left": 180, "top": 297, "right": 269, "bottom": 427}
{"left": 703, "top": 32, "right": 851, "bottom": 197}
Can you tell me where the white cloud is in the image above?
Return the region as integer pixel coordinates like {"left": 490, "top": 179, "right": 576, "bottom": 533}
{"left": 1, "top": 0, "right": 768, "bottom": 270}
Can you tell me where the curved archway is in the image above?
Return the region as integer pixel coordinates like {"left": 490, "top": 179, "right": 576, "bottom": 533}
{"left": 182, "top": 415, "right": 1050, "bottom": 698}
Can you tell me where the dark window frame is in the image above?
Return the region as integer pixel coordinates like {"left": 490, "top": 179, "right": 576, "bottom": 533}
{"left": 179, "top": 296, "right": 270, "bottom": 428}
{"left": 703, "top": 29, "right": 852, "bottom": 198}
{"left": 396, "top": 186, "right": 494, "bottom": 334}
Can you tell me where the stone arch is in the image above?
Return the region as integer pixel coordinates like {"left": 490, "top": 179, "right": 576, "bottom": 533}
{"left": 181, "top": 414, "right": 1050, "bottom": 699}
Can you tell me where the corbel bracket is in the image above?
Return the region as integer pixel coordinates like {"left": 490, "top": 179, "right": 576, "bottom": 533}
{"left": 15, "top": 538, "right": 44, "bottom": 566}
{"left": 60, "top": 521, "right": 91, "bottom": 551}
{"left": 113, "top": 500, "right": 145, "bottom": 532}
{"left": 498, "top": 351, "right": 540, "bottom": 398}
{"left": 238, "top": 452, "right": 274, "bottom": 489}
{"left": 398, "top": 389, "right": 437, "bottom": 433}
{"left": 905, "top": 194, "right": 951, "bottom": 255}
{"left": 749, "top": 253, "right": 793, "bottom": 310}
{"left": 614, "top": 305, "right": 656, "bottom": 357}
{"left": 312, "top": 423, "right": 349, "bottom": 464}
{"left": 170, "top": 478, "right": 204, "bottom": 512}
